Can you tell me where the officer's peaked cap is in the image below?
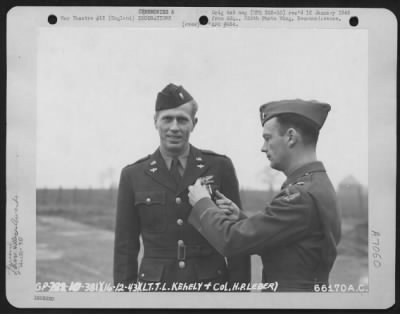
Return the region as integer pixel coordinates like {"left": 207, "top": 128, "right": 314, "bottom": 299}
{"left": 156, "top": 83, "right": 194, "bottom": 111}
{"left": 259, "top": 99, "right": 331, "bottom": 129}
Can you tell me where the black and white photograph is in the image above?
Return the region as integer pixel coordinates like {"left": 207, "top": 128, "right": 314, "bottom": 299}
{"left": 6, "top": 6, "right": 396, "bottom": 308}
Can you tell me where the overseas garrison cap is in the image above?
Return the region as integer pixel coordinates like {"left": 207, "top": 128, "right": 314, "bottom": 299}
{"left": 259, "top": 99, "right": 331, "bottom": 129}
{"left": 156, "top": 83, "right": 194, "bottom": 111}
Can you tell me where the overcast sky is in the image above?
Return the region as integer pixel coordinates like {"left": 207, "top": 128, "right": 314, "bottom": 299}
{"left": 37, "top": 27, "right": 368, "bottom": 189}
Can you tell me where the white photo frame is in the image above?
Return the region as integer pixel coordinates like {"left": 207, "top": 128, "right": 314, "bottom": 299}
{"left": 6, "top": 6, "right": 396, "bottom": 309}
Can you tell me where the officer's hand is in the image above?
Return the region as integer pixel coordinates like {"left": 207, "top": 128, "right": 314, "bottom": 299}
{"left": 188, "top": 178, "right": 211, "bottom": 206}
{"left": 215, "top": 190, "right": 240, "bottom": 220}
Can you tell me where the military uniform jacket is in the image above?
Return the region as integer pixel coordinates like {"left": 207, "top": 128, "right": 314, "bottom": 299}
{"left": 189, "top": 161, "right": 341, "bottom": 292}
{"left": 113, "top": 145, "right": 250, "bottom": 288}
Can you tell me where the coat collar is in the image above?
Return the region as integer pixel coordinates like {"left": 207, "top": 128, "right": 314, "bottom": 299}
{"left": 145, "top": 145, "right": 210, "bottom": 195}
{"left": 281, "top": 161, "right": 326, "bottom": 190}
{"left": 159, "top": 145, "right": 190, "bottom": 170}
{"left": 144, "top": 149, "right": 176, "bottom": 192}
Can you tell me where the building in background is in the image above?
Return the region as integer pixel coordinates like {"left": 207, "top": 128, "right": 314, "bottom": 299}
{"left": 337, "top": 175, "right": 368, "bottom": 221}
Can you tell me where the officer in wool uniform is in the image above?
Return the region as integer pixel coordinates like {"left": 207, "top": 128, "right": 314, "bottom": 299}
{"left": 113, "top": 83, "right": 250, "bottom": 290}
{"left": 188, "top": 99, "right": 342, "bottom": 292}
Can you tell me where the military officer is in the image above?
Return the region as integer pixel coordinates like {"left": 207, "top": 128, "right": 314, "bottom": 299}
{"left": 188, "top": 99, "right": 342, "bottom": 292}
{"left": 113, "top": 83, "right": 250, "bottom": 291}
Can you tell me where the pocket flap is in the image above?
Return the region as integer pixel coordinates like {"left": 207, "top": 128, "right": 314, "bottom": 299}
{"left": 138, "top": 259, "right": 165, "bottom": 282}
{"left": 135, "top": 191, "right": 165, "bottom": 206}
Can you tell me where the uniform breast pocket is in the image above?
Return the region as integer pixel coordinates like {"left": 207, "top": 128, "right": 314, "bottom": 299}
{"left": 135, "top": 191, "right": 167, "bottom": 233}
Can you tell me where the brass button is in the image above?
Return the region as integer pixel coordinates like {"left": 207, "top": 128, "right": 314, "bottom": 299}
{"left": 178, "top": 261, "right": 186, "bottom": 269}
{"left": 145, "top": 198, "right": 151, "bottom": 204}
{"left": 176, "top": 197, "right": 182, "bottom": 204}
{"left": 177, "top": 240, "right": 184, "bottom": 246}
{"left": 140, "top": 273, "right": 145, "bottom": 278}
{"left": 177, "top": 219, "right": 183, "bottom": 226}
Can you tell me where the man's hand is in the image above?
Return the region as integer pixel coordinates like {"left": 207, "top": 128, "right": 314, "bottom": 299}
{"left": 188, "top": 178, "right": 211, "bottom": 206}
{"left": 215, "top": 190, "right": 240, "bottom": 221}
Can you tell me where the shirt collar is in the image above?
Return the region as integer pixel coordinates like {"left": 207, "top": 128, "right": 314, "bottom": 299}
{"left": 159, "top": 145, "right": 190, "bottom": 170}
{"left": 281, "top": 161, "right": 326, "bottom": 189}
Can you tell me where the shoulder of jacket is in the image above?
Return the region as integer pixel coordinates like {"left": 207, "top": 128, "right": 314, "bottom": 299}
{"left": 200, "top": 149, "right": 229, "bottom": 159}
{"left": 283, "top": 172, "right": 332, "bottom": 206}
{"left": 291, "top": 172, "right": 314, "bottom": 189}
{"left": 123, "top": 155, "right": 151, "bottom": 170}
{"left": 276, "top": 182, "right": 313, "bottom": 204}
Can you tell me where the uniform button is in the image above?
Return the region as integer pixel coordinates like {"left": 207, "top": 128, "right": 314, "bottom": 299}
{"left": 177, "top": 240, "right": 184, "bottom": 246}
{"left": 178, "top": 261, "right": 186, "bottom": 269}
{"left": 176, "top": 197, "right": 182, "bottom": 204}
{"left": 177, "top": 219, "right": 183, "bottom": 226}
{"left": 145, "top": 198, "right": 151, "bottom": 204}
{"left": 217, "top": 269, "right": 222, "bottom": 275}
{"left": 140, "top": 273, "right": 145, "bottom": 278}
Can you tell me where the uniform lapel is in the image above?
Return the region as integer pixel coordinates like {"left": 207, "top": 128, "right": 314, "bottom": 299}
{"left": 144, "top": 149, "right": 177, "bottom": 193}
{"left": 177, "top": 145, "right": 209, "bottom": 195}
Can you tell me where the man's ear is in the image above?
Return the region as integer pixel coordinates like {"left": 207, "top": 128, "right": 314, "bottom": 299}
{"left": 287, "top": 128, "right": 298, "bottom": 147}
{"left": 192, "top": 117, "right": 198, "bottom": 130}
{"left": 154, "top": 114, "right": 158, "bottom": 129}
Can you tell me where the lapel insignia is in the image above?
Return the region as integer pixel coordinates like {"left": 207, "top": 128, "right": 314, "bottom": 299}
{"left": 195, "top": 157, "right": 203, "bottom": 161}
{"left": 150, "top": 160, "right": 157, "bottom": 166}
{"left": 197, "top": 164, "right": 204, "bottom": 169}
{"left": 150, "top": 167, "right": 158, "bottom": 173}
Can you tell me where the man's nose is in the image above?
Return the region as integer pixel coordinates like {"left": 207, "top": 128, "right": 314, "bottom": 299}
{"left": 170, "top": 119, "right": 179, "bottom": 130}
{"left": 261, "top": 141, "right": 267, "bottom": 152}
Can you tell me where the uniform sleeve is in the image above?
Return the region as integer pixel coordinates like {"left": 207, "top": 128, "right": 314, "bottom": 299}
{"left": 188, "top": 186, "right": 313, "bottom": 257}
{"left": 113, "top": 168, "right": 141, "bottom": 287}
{"left": 219, "top": 158, "right": 251, "bottom": 285}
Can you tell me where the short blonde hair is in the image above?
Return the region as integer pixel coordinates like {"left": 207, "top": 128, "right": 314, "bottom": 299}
{"left": 154, "top": 100, "right": 198, "bottom": 122}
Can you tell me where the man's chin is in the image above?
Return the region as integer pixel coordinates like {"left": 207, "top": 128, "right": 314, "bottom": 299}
{"left": 269, "top": 162, "right": 278, "bottom": 170}
{"left": 165, "top": 143, "right": 185, "bottom": 153}
{"left": 167, "top": 141, "right": 183, "bottom": 147}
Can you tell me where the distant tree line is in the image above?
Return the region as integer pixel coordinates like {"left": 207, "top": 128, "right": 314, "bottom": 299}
{"left": 37, "top": 175, "right": 367, "bottom": 221}
{"left": 37, "top": 187, "right": 117, "bottom": 209}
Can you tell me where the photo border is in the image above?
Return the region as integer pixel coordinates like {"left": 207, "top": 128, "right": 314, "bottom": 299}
{"left": 4, "top": 3, "right": 397, "bottom": 310}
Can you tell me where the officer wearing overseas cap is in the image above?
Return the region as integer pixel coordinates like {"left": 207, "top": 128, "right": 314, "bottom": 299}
{"left": 188, "top": 99, "right": 341, "bottom": 292}
{"left": 113, "top": 83, "right": 250, "bottom": 291}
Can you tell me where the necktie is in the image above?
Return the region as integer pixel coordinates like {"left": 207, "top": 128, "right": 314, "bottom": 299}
{"left": 170, "top": 158, "right": 181, "bottom": 184}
